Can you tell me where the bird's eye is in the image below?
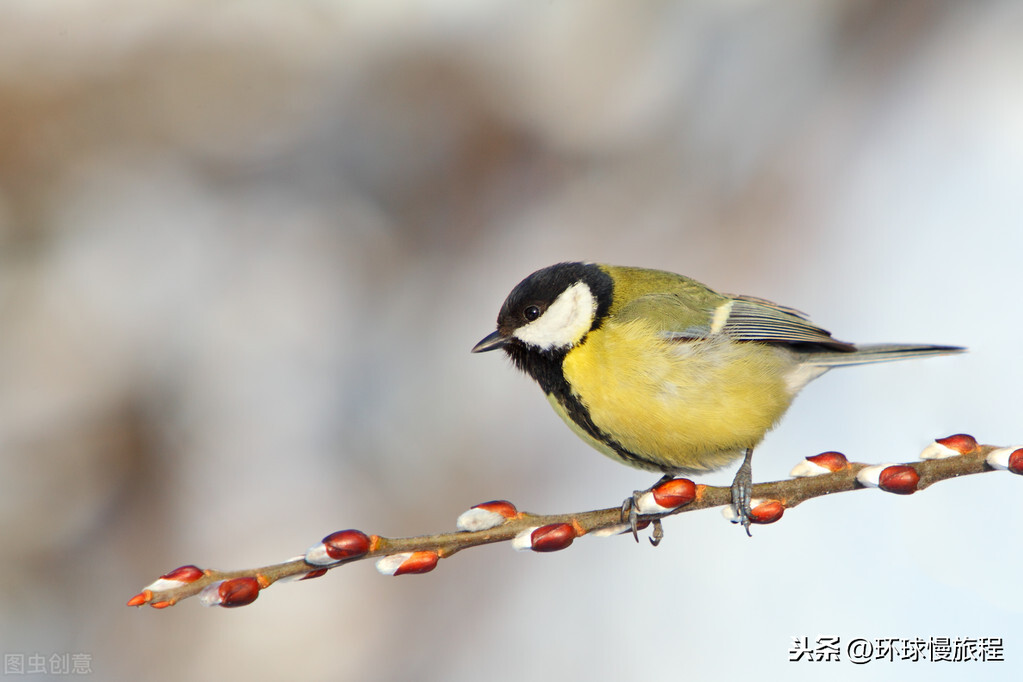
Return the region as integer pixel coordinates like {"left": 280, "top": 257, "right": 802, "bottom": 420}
{"left": 523, "top": 305, "right": 542, "bottom": 321}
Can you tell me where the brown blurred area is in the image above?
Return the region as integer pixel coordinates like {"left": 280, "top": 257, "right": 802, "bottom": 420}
{"left": 1, "top": 1, "right": 1020, "bottom": 681}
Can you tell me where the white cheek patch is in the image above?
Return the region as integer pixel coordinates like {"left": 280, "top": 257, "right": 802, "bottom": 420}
{"left": 513, "top": 281, "right": 596, "bottom": 351}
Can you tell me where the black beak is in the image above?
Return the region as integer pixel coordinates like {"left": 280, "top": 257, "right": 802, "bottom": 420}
{"left": 472, "top": 330, "right": 509, "bottom": 353}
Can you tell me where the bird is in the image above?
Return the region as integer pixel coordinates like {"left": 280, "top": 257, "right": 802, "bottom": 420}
{"left": 472, "top": 262, "right": 964, "bottom": 535}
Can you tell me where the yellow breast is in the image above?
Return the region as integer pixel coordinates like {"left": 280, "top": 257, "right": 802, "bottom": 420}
{"left": 560, "top": 319, "right": 796, "bottom": 473}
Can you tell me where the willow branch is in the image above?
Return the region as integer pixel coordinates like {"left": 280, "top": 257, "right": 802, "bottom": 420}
{"left": 126, "top": 434, "right": 1020, "bottom": 610}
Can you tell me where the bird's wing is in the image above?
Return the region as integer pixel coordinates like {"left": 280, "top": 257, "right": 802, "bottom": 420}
{"left": 616, "top": 290, "right": 855, "bottom": 351}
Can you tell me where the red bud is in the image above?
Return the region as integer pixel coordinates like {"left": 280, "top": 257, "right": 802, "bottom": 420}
{"left": 160, "top": 565, "right": 204, "bottom": 584}
{"left": 878, "top": 465, "right": 919, "bottom": 494}
{"left": 473, "top": 500, "right": 519, "bottom": 518}
{"left": 1008, "top": 449, "right": 1023, "bottom": 475}
{"left": 530, "top": 523, "right": 576, "bottom": 552}
{"left": 651, "top": 478, "right": 697, "bottom": 509}
{"left": 749, "top": 500, "right": 784, "bottom": 524}
{"left": 393, "top": 551, "right": 439, "bottom": 576}
{"left": 935, "top": 434, "right": 978, "bottom": 454}
{"left": 218, "top": 577, "right": 261, "bottom": 608}
{"left": 322, "top": 530, "right": 372, "bottom": 561}
{"left": 806, "top": 451, "right": 849, "bottom": 472}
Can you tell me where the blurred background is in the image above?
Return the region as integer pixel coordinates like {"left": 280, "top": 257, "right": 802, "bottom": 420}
{"left": 1, "top": 1, "right": 1021, "bottom": 680}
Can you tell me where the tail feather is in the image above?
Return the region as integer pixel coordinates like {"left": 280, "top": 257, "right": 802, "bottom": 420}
{"left": 804, "top": 343, "right": 966, "bottom": 367}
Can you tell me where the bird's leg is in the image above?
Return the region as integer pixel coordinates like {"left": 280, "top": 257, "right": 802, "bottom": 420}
{"left": 621, "top": 473, "right": 675, "bottom": 543}
{"left": 731, "top": 447, "right": 754, "bottom": 537}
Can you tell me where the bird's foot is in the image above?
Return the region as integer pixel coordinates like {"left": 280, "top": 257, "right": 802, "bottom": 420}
{"left": 621, "top": 474, "right": 674, "bottom": 544}
{"left": 620, "top": 494, "right": 640, "bottom": 542}
{"left": 731, "top": 448, "right": 754, "bottom": 537}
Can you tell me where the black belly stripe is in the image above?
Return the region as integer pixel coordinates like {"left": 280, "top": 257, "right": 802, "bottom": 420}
{"left": 505, "top": 343, "right": 666, "bottom": 472}
{"left": 551, "top": 386, "right": 659, "bottom": 468}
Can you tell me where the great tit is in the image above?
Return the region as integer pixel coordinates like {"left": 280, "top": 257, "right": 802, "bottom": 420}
{"left": 472, "top": 262, "right": 964, "bottom": 533}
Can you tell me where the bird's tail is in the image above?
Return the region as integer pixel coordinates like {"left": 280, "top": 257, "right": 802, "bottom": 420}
{"left": 804, "top": 343, "right": 966, "bottom": 367}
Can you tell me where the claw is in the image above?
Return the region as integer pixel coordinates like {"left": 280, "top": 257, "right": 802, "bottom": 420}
{"left": 620, "top": 494, "right": 641, "bottom": 543}
{"left": 649, "top": 519, "right": 664, "bottom": 547}
{"left": 731, "top": 447, "right": 755, "bottom": 537}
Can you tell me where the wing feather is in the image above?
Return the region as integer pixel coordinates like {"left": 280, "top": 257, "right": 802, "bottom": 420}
{"left": 617, "top": 290, "right": 854, "bottom": 351}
